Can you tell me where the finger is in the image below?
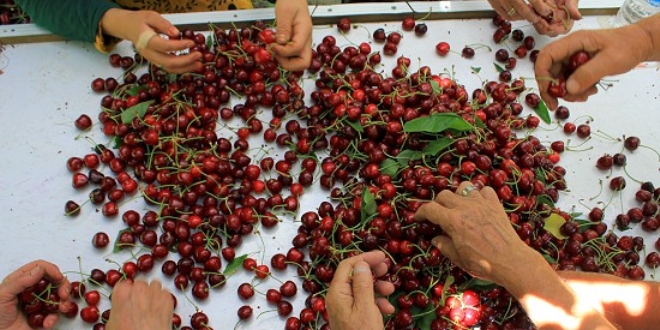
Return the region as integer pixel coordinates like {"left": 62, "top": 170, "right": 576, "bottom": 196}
{"left": 375, "top": 281, "right": 395, "bottom": 296}
{"left": 275, "top": 5, "right": 295, "bottom": 44}
{"left": 480, "top": 186, "right": 499, "bottom": 202}
{"left": 414, "top": 202, "right": 451, "bottom": 228}
{"left": 565, "top": 53, "right": 610, "bottom": 95}
{"left": 57, "top": 279, "right": 71, "bottom": 301}
{"left": 140, "top": 49, "right": 203, "bottom": 74}
{"left": 272, "top": 27, "right": 312, "bottom": 58}
{"left": 148, "top": 36, "right": 196, "bottom": 53}
{"left": 42, "top": 313, "right": 60, "bottom": 330}
{"left": 110, "top": 279, "right": 132, "bottom": 303}
{"left": 432, "top": 235, "right": 459, "bottom": 262}
{"left": 274, "top": 53, "right": 310, "bottom": 72}
{"left": 143, "top": 11, "right": 180, "bottom": 38}
{"left": 333, "top": 251, "right": 387, "bottom": 282}
{"left": 376, "top": 297, "right": 396, "bottom": 315}
{"left": 351, "top": 261, "right": 376, "bottom": 307}
{"left": 528, "top": 0, "right": 553, "bottom": 17}
{"left": 511, "top": 0, "right": 543, "bottom": 23}
{"left": 372, "top": 261, "right": 389, "bottom": 277}
{"left": 566, "top": 0, "right": 582, "bottom": 19}
{"left": 455, "top": 181, "right": 481, "bottom": 198}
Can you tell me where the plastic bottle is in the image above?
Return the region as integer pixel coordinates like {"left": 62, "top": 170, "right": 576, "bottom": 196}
{"left": 614, "top": 0, "right": 660, "bottom": 26}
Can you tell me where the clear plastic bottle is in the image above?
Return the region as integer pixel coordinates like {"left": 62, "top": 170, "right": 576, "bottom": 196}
{"left": 614, "top": 0, "right": 660, "bottom": 26}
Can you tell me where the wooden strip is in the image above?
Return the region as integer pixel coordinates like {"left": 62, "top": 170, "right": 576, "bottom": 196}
{"left": 0, "top": 0, "right": 622, "bottom": 44}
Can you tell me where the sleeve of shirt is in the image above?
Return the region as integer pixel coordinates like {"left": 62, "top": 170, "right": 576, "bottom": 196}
{"left": 15, "top": 0, "right": 121, "bottom": 51}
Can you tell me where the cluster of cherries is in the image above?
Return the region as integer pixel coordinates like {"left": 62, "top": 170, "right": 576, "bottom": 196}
{"left": 18, "top": 277, "right": 73, "bottom": 328}
{"left": 44, "top": 13, "right": 659, "bottom": 330}
{"left": 0, "top": 0, "right": 30, "bottom": 25}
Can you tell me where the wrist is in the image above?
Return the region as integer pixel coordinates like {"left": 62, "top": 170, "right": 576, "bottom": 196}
{"left": 495, "top": 248, "right": 551, "bottom": 294}
{"left": 633, "top": 13, "right": 660, "bottom": 62}
{"left": 100, "top": 8, "right": 134, "bottom": 42}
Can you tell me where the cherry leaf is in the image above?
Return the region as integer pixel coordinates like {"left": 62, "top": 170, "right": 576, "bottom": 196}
{"left": 379, "top": 158, "right": 399, "bottom": 177}
{"left": 360, "top": 188, "right": 377, "bottom": 222}
{"left": 111, "top": 136, "right": 123, "bottom": 149}
{"left": 168, "top": 73, "right": 178, "bottom": 84}
{"left": 422, "top": 137, "right": 453, "bottom": 157}
{"left": 206, "top": 35, "right": 214, "bottom": 49}
{"left": 429, "top": 80, "right": 441, "bottom": 95}
{"left": 345, "top": 119, "right": 364, "bottom": 132}
{"left": 493, "top": 62, "right": 505, "bottom": 73}
{"left": 395, "top": 150, "right": 422, "bottom": 167}
{"left": 414, "top": 306, "right": 436, "bottom": 330}
{"left": 125, "top": 85, "right": 146, "bottom": 97}
{"left": 471, "top": 66, "right": 482, "bottom": 73}
{"left": 223, "top": 254, "right": 248, "bottom": 276}
{"left": 403, "top": 113, "right": 473, "bottom": 133}
{"left": 534, "top": 99, "right": 552, "bottom": 124}
{"left": 474, "top": 116, "right": 486, "bottom": 129}
{"left": 120, "top": 100, "right": 154, "bottom": 124}
{"left": 113, "top": 228, "right": 133, "bottom": 253}
{"left": 542, "top": 253, "right": 558, "bottom": 264}
{"left": 543, "top": 214, "right": 569, "bottom": 239}
{"left": 460, "top": 278, "right": 498, "bottom": 291}
{"left": 536, "top": 195, "right": 555, "bottom": 208}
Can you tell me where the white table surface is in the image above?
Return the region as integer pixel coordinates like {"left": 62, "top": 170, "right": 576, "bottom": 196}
{"left": 1, "top": 6, "right": 659, "bottom": 330}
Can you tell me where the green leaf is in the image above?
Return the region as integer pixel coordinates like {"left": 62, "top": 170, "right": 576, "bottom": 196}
{"left": 415, "top": 307, "right": 436, "bottom": 330}
{"left": 360, "top": 188, "right": 377, "bottom": 222}
{"left": 493, "top": 62, "right": 505, "bottom": 73}
{"left": 395, "top": 150, "right": 422, "bottom": 167}
{"left": 125, "top": 85, "right": 145, "bottom": 97}
{"left": 168, "top": 73, "right": 178, "bottom": 84}
{"left": 536, "top": 195, "right": 555, "bottom": 208}
{"left": 206, "top": 34, "right": 214, "bottom": 49}
{"left": 543, "top": 214, "right": 569, "bottom": 240}
{"left": 379, "top": 159, "right": 400, "bottom": 177}
{"left": 345, "top": 120, "right": 364, "bottom": 133}
{"left": 429, "top": 80, "right": 441, "bottom": 95}
{"left": 223, "top": 254, "right": 248, "bottom": 276}
{"left": 439, "top": 275, "right": 455, "bottom": 306}
{"left": 113, "top": 228, "right": 133, "bottom": 253}
{"left": 422, "top": 137, "right": 453, "bottom": 157}
{"left": 111, "top": 136, "right": 123, "bottom": 149}
{"left": 474, "top": 116, "right": 486, "bottom": 129}
{"left": 403, "top": 113, "right": 473, "bottom": 133}
{"left": 120, "top": 100, "right": 154, "bottom": 124}
{"left": 460, "top": 278, "right": 498, "bottom": 291}
{"left": 543, "top": 253, "right": 558, "bottom": 264}
{"left": 534, "top": 99, "right": 552, "bottom": 124}
{"left": 471, "top": 66, "right": 481, "bottom": 73}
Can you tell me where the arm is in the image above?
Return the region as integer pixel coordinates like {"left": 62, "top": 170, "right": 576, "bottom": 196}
{"left": 15, "top": 0, "right": 119, "bottom": 44}
{"left": 558, "top": 271, "right": 660, "bottom": 330}
{"left": 414, "top": 182, "right": 620, "bottom": 330}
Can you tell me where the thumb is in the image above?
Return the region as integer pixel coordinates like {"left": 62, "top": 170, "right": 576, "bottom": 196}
{"left": 275, "top": 9, "right": 293, "bottom": 44}
{"left": 143, "top": 11, "right": 180, "bottom": 38}
{"left": 566, "top": 54, "right": 609, "bottom": 95}
{"left": 351, "top": 262, "right": 375, "bottom": 307}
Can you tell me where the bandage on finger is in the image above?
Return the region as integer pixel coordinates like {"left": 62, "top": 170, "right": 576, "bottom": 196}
{"left": 136, "top": 30, "right": 158, "bottom": 52}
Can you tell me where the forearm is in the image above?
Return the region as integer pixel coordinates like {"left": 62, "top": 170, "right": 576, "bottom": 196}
{"left": 500, "top": 251, "right": 618, "bottom": 330}
{"left": 635, "top": 13, "right": 660, "bottom": 62}
{"left": 15, "top": 0, "right": 119, "bottom": 43}
{"left": 558, "top": 271, "right": 660, "bottom": 330}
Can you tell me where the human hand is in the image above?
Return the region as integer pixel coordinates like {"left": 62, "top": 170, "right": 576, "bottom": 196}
{"left": 106, "top": 279, "right": 173, "bottom": 330}
{"left": 271, "top": 0, "right": 313, "bottom": 71}
{"left": 488, "top": 0, "right": 580, "bottom": 36}
{"left": 414, "top": 182, "right": 538, "bottom": 287}
{"left": 101, "top": 9, "right": 203, "bottom": 73}
{"left": 0, "top": 260, "right": 72, "bottom": 330}
{"left": 535, "top": 23, "right": 653, "bottom": 109}
{"left": 326, "top": 251, "right": 395, "bottom": 330}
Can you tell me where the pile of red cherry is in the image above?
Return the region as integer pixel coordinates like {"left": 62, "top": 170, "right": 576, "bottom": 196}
{"left": 45, "top": 14, "right": 660, "bottom": 330}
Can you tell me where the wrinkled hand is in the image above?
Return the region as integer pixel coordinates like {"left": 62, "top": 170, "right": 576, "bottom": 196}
{"left": 414, "top": 182, "right": 533, "bottom": 286}
{"left": 0, "top": 260, "right": 72, "bottom": 330}
{"left": 106, "top": 279, "right": 173, "bottom": 330}
{"left": 535, "top": 23, "right": 653, "bottom": 109}
{"left": 271, "top": 0, "right": 313, "bottom": 71}
{"left": 488, "top": 0, "right": 580, "bottom": 36}
{"left": 101, "top": 9, "right": 203, "bottom": 73}
{"left": 326, "top": 251, "right": 395, "bottom": 330}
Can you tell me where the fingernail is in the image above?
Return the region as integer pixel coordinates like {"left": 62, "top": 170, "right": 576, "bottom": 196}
{"left": 354, "top": 263, "right": 370, "bottom": 274}
{"left": 29, "top": 266, "right": 41, "bottom": 276}
{"left": 276, "top": 34, "right": 288, "bottom": 44}
{"left": 431, "top": 237, "right": 441, "bottom": 246}
{"left": 566, "top": 79, "right": 580, "bottom": 94}
{"left": 169, "top": 27, "right": 180, "bottom": 36}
